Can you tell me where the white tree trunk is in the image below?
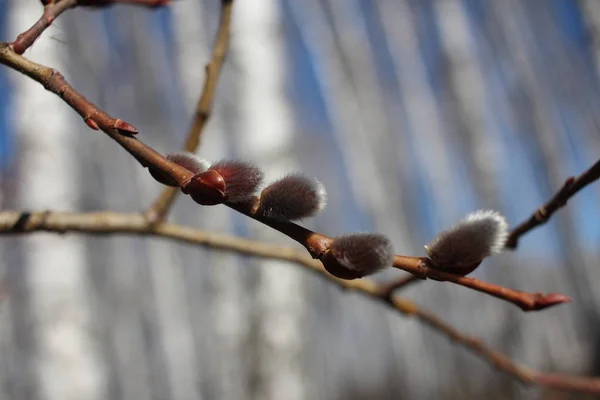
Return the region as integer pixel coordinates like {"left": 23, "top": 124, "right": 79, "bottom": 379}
{"left": 231, "top": 2, "right": 306, "bottom": 399}
{"left": 8, "top": 2, "right": 105, "bottom": 400}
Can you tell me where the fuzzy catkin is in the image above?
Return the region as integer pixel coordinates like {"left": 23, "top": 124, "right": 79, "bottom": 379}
{"left": 330, "top": 233, "right": 394, "bottom": 275}
{"left": 425, "top": 210, "right": 508, "bottom": 270}
{"left": 208, "top": 160, "right": 264, "bottom": 203}
{"left": 256, "top": 174, "right": 327, "bottom": 221}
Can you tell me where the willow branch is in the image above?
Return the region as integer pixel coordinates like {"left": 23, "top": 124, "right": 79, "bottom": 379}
{"left": 0, "top": 209, "right": 597, "bottom": 394}
{"left": 12, "top": 0, "right": 78, "bottom": 55}
{"left": 12, "top": 0, "right": 169, "bottom": 55}
{"left": 0, "top": 43, "right": 139, "bottom": 135}
{"left": 382, "top": 263, "right": 570, "bottom": 311}
{"left": 382, "top": 159, "right": 600, "bottom": 297}
{"left": 377, "top": 274, "right": 421, "bottom": 298}
{"left": 0, "top": 44, "right": 572, "bottom": 311}
{"left": 506, "top": 159, "right": 600, "bottom": 249}
{"left": 391, "top": 256, "right": 570, "bottom": 311}
{"left": 146, "top": 0, "right": 234, "bottom": 223}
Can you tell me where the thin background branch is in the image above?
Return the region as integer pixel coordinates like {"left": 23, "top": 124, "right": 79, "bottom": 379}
{"left": 0, "top": 209, "right": 598, "bottom": 394}
{"left": 506, "top": 159, "right": 600, "bottom": 248}
{"left": 145, "top": 0, "right": 233, "bottom": 223}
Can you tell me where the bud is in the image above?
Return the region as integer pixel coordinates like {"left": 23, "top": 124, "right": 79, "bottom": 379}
{"left": 148, "top": 152, "right": 210, "bottom": 187}
{"left": 182, "top": 169, "right": 227, "bottom": 206}
{"left": 208, "top": 160, "right": 264, "bottom": 203}
{"left": 167, "top": 152, "right": 210, "bottom": 174}
{"left": 322, "top": 233, "right": 394, "bottom": 280}
{"left": 255, "top": 174, "right": 327, "bottom": 221}
{"left": 425, "top": 210, "right": 509, "bottom": 275}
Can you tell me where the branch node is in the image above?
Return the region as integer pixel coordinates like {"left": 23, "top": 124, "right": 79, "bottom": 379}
{"left": 534, "top": 207, "right": 548, "bottom": 221}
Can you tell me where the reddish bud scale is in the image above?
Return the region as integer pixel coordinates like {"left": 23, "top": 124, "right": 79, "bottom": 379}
{"left": 182, "top": 170, "right": 227, "bottom": 206}
{"left": 321, "top": 252, "right": 365, "bottom": 280}
{"left": 113, "top": 119, "right": 139, "bottom": 134}
{"left": 84, "top": 118, "right": 99, "bottom": 130}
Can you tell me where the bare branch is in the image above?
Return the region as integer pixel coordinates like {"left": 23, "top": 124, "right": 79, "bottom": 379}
{"left": 0, "top": 44, "right": 573, "bottom": 311}
{"left": 0, "top": 43, "right": 139, "bottom": 135}
{"left": 145, "top": 0, "right": 234, "bottom": 223}
{"left": 0, "top": 209, "right": 597, "bottom": 394}
{"left": 506, "top": 159, "right": 600, "bottom": 249}
{"left": 384, "top": 159, "right": 600, "bottom": 294}
{"left": 377, "top": 274, "right": 421, "bottom": 299}
{"left": 13, "top": 0, "right": 170, "bottom": 55}
{"left": 390, "top": 256, "right": 570, "bottom": 311}
{"left": 12, "top": 0, "right": 78, "bottom": 55}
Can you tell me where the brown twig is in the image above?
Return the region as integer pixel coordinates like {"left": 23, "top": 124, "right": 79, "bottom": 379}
{"left": 381, "top": 159, "right": 600, "bottom": 296}
{"left": 145, "top": 0, "right": 234, "bottom": 223}
{"left": 506, "top": 159, "right": 600, "bottom": 249}
{"left": 0, "top": 43, "right": 573, "bottom": 311}
{"left": 227, "top": 204, "right": 568, "bottom": 312}
{"left": 12, "top": 0, "right": 78, "bottom": 55}
{"left": 0, "top": 43, "right": 139, "bottom": 136}
{"left": 11, "top": 0, "right": 171, "bottom": 55}
{"left": 377, "top": 274, "right": 421, "bottom": 299}
{"left": 0, "top": 209, "right": 597, "bottom": 394}
{"left": 394, "top": 257, "right": 571, "bottom": 312}
{"left": 381, "top": 262, "right": 570, "bottom": 311}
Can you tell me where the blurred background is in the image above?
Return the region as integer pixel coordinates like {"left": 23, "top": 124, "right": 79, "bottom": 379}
{"left": 1, "top": 0, "right": 600, "bottom": 399}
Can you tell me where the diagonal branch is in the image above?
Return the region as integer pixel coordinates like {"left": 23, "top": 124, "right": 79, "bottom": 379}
{"left": 390, "top": 256, "right": 570, "bottom": 311}
{"left": 0, "top": 209, "right": 598, "bottom": 394}
{"left": 145, "top": 0, "right": 234, "bottom": 223}
{"left": 0, "top": 43, "right": 572, "bottom": 311}
{"left": 506, "top": 159, "right": 600, "bottom": 249}
{"left": 381, "top": 159, "right": 600, "bottom": 297}
{"left": 12, "top": 0, "right": 78, "bottom": 55}
{"left": 0, "top": 43, "right": 139, "bottom": 135}
{"left": 377, "top": 274, "right": 421, "bottom": 298}
{"left": 12, "top": 0, "right": 170, "bottom": 56}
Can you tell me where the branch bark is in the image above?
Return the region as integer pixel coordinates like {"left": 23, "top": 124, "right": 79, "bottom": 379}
{"left": 12, "top": 0, "right": 78, "bottom": 55}
{"left": 506, "top": 159, "right": 600, "bottom": 249}
{"left": 0, "top": 209, "right": 597, "bottom": 394}
{"left": 381, "top": 159, "right": 600, "bottom": 297}
{"left": 0, "top": 43, "right": 574, "bottom": 312}
{"left": 12, "top": 0, "right": 171, "bottom": 55}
